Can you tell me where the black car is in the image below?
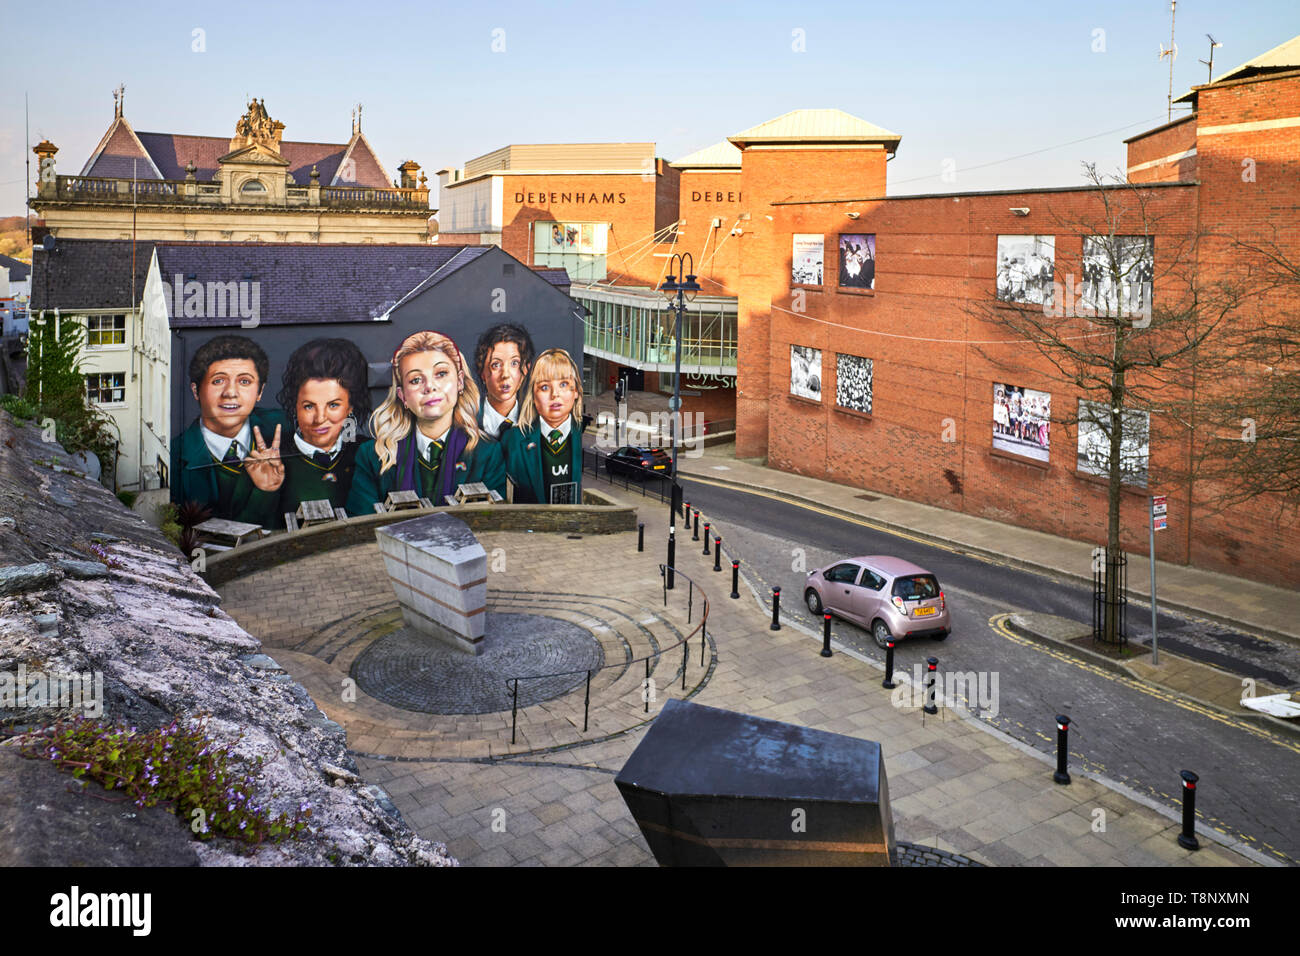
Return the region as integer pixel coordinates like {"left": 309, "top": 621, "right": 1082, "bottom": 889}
{"left": 606, "top": 445, "right": 673, "bottom": 480}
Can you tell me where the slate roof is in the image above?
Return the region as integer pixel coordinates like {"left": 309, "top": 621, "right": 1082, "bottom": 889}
{"left": 157, "top": 243, "right": 464, "bottom": 327}
{"left": 30, "top": 239, "right": 155, "bottom": 311}
{"left": 0, "top": 255, "right": 31, "bottom": 282}
{"left": 81, "top": 118, "right": 391, "bottom": 188}
{"left": 532, "top": 267, "right": 571, "bottom": 288}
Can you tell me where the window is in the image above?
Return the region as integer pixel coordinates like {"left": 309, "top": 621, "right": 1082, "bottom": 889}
{"left": 825, "top": 563, "right": 861, "bottom": 584}
{"left": 240, "top": 179, "right": 267, "bottom": 194}
{"left": 86, "top": 314, "right": 126, "bottom": 348}
{"left": 859, "top": 569, "right": 886, "bottom": 591}
{"left": 534, "top": 221, "right": 608, "bottom": 282}
{"left": 86, "top": 372, "right": 125, "bottom": 405}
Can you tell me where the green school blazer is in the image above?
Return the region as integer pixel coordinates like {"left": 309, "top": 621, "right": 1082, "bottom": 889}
{"left": 170, "top": 407, "right": 290, "bottom": 529}
{"left": 345, "top": 431, "right": 507, "bottom": 516}
{"left": 502, "top": 420, "right": 585, "bottom": 505}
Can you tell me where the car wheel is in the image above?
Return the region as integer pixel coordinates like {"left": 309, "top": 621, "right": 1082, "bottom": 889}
{"left": 805, "top": 589, "right": 822, "bottom": 616}
{"left": 872, "top": 619, "right": 892, "bottom": 649}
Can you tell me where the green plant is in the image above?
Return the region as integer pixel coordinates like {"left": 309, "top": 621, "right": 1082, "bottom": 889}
{"left": 22, "top": 716, "right": 312, "bottom": 845}
{"left": 0, "top": 393, "right": 37, "bottom": 420}
{"left": 22, "top": 316, "right": 119, "bottom": 465}
{"left": 116, "top": 490, "right": 139, "bottom": 509}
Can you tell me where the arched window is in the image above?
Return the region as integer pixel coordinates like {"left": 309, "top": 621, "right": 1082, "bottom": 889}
{"left": 240, "top": 179, "right": 267, "bottom": 195}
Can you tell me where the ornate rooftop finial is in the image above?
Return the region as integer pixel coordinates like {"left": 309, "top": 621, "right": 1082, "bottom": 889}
{"left": 113, "top": 83, "right": 125, "bottom": 119}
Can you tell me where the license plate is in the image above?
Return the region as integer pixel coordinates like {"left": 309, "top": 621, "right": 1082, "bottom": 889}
{"left": 654, "top": 464, "right": 666, "bottom": 469}
{"left": 914, "top": 607, "right": 937, "bottom": 616}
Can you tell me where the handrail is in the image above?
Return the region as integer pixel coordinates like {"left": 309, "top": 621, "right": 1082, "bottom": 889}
{"left": 502, "top": 561, "right": 710, "bottom": 744}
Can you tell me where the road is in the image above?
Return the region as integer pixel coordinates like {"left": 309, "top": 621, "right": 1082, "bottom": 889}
{"left": 591, "top": 467, "right": 1300, "bottom": 865}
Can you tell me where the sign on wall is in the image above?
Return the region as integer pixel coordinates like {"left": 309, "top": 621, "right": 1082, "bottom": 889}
{"left": 992, "top": 382, "right": 1050, "bottom": 462}
{"left": 838, "top": 234, "right": 876, "bottom": 290}
{"left": 1077, "top": 398, "right": 1149, "bottom": 486}
{"left": 996, "top": 235, "right": 1055, "bottom": 306}
{"left": 792, "top": 235, "right": 824, "bottom": 286}
{"left": 835, "top": 353, "right": 873, "bottom": 413}
{"left": 790, "top": 345, "right": 822, "bottom": 401}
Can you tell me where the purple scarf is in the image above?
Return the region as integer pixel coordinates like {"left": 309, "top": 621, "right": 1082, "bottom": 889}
{"left": 395, "top": 427, "right": 471, "bottom": 503}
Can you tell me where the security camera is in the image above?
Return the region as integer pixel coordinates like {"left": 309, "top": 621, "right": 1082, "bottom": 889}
{"left": 1010, "top": 207, "right": 1030, "bottom": 217}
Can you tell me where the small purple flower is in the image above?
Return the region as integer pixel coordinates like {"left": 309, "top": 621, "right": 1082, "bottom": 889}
{"left": 239, "top": 820, "right": 247, "bottom": 830}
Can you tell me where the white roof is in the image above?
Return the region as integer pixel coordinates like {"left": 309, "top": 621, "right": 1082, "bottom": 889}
{"left": 728, "top": 109, "right": 899, "bottom": 148}
{"left": 671, "top": 140, "right": 742, "bottom": 169}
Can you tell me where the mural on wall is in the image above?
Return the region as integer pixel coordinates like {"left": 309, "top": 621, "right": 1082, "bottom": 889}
{"left": 1076, "top": 398, "right": 1149, "bottom": 487}
{"left": 1081, "top": 235, "right": 1154, "bottom": 315}
{"left": 835, "top": 353, "right": 873, "bottom": 414}
{"left": 792, "top": 234, "right": 825, "bottom": 286}
{"left": 996, "top": 235, "right": 1055, "bottom": 306}
{"left": 790, "top": 345, "right": 822, "bottom": 401}
{"left": 170, "top": 320, "right": 582, "bottom": 526}
{"left": 838, "top": 234, "right": 876, "bottom": 290}
{"left": 993, "top": 382, "right": 1050, "bottom": 462}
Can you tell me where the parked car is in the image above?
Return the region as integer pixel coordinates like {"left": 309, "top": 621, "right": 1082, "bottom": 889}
{"left": 605, "top": 445, "right": 672, "bottom": 480}
{"left": 804, "top": 555, "right": 950, "bottom": 648}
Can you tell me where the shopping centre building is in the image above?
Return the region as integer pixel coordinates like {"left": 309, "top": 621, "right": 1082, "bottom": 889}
{"left": 436, "top": 34, "right": 1300, "bottom": 587}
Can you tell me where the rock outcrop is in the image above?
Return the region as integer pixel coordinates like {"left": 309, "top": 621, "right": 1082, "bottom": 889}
{"left": 0, "top": 411, "right": 455, "bottom": 866}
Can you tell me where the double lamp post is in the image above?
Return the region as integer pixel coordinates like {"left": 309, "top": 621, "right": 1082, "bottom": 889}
{"left": 658, "top": 252, "right": 700, "bottom": 589}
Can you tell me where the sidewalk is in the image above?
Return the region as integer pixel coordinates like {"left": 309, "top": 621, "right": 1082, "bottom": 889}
{"left": 217, "top": 523, "right": 1270, "bottom": 866}
{"left": 675, "top": 444, "right": 1300, "bottom": 646}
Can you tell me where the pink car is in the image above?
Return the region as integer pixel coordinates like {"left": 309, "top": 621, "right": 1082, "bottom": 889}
{"left": 805, "top": 555, "right": 951, "bottom": 648}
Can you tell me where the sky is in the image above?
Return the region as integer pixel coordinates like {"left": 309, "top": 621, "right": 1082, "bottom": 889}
{"left": 2, "top": 0, "right": 1297, "bottom": 220}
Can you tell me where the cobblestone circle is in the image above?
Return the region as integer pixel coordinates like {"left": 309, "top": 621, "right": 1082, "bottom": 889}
{"left": 350, "top": 611, "right": 606, "bottom": 715}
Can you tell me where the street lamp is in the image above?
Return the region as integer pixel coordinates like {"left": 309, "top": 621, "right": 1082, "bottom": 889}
{"left": 658, "top": 253, "right": 700, "bottom": 588}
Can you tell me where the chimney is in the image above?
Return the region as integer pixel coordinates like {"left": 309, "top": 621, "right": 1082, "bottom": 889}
{"left": 399, "top": 160, "right": 421, "bottom": 189}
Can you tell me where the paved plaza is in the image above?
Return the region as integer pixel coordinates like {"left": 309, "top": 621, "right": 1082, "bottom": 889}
{"left": 216, "top": 496, "right": 1265, "bottom": 867}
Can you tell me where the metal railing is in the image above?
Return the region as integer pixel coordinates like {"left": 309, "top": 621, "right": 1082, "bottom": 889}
{"left": 503, "top": 562, "right": 711, "bottom": 744}
{"left": 45, "top": 175, "right": 429, "bottom": 210}
{"left": 582, "top": 446, "right": 674, "bottom": 504}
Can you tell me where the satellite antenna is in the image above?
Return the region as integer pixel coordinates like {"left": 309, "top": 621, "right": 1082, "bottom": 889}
{"left": 1158, "top": 1, "right": 1178, "bottom": 121}
{"left": 1199, "top": 34, "right": 1222, "bottom": 84}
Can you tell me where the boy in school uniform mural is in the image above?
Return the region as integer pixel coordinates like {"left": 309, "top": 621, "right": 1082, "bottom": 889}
{"left": 473, "top": 323, "right": 536, "bottom": 441}
{"left": 346, "top": 330, "right": 507, "bottom": 515}
{"left": 170, "top": 335, "right": 287, "bottom": 528}
{"left": 275, "top": 338, "right": 371, "bottom": 516}
{"left": 502, "top": 348, "right": 585, "bottom": 505}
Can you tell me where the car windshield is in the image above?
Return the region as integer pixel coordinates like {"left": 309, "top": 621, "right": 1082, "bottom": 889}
{"left": 893, "top": 574, "right": 940, "bottom": 600}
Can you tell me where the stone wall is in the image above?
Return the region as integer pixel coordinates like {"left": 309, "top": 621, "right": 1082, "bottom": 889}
{"left": 0, "top": 410, "right": 455, "bottom": 866}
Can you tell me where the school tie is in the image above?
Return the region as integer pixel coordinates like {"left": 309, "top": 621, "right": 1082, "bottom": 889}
{"left": 426, "top": 439, "right": 444, "bottom": 467}
{"left": 548, "top": 429, "right": 564, "bottom": 453}
{"left": 223, "top": 441, "right": 241, "bottom": 463}
{"left": 500, "top": 418, "right": 513, "bottom": 434}
{"left": 312, "top": 450, "right": 332, "bottom": 467}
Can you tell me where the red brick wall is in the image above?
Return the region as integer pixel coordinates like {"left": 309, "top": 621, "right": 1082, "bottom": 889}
{"left": 677, "top": 169, "right": 744, "bottom": 295}
{"left": 1126, "top": 116, "right": 1198, "bottom": 183}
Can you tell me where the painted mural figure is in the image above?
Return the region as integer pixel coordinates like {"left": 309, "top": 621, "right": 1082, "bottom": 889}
{"left": 345, "top": 330, "right": 507, "bottom": 514}
{"left": 276, "top": 338, "right": 370, "bottom": 516}
{"left": 502, "top": 348, "right": 585, "bottom": 505}
{"left": 473, "top": 323, "right": 536, "bottom": 441}
{"left": 171, "top": 335, "right": 287, "bottom": 528}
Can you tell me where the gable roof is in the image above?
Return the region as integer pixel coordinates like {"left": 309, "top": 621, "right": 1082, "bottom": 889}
{"left": 332, "top": 132, "right": 392, "bottom": 187}
{"left": 156, "top": 243, "right": 467, "bottom": 328}
{"left": 30, "top": 239, "right": 155, "bottom": 311}
{"left": 728, "top": 109, "right": 900, "bottom": 153}
{"left": 1175, "top": 34, "right": 1300, "bottom": 105}
{"left": 671, "top": 140, "right": 742, "bottom": 170}
{"left": 0, "top": 255, "right": 31, "bottom": 282}
{"left": 132, "top": 132, "right": 363, "bottom": 185}
{"left": 81, "top": 117, "right": 164, "bottom": 180}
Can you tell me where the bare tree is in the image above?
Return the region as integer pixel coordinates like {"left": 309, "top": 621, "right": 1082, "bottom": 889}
{"left": 972, "top": 164, "right": 1248, "bottom": 644}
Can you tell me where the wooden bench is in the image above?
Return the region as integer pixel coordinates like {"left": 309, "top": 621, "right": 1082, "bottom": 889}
{"left": 194, "top": 517, "right": 267, "bottom": 550}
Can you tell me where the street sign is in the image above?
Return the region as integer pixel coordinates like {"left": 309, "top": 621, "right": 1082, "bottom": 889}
{"left": 1153, "top": 515, "right": 1167, "bottom": 531}
{"left": 1152, "top": 494, "right": 1167, "bottom": 516}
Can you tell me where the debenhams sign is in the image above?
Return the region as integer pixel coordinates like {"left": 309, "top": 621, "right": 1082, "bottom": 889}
{"left": 515, "top": 190, "right": 627, "bottom": 205}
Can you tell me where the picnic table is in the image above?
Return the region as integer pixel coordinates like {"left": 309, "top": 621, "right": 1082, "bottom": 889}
{"left": 194, "top": 517, "right": 268, "bottom": 552}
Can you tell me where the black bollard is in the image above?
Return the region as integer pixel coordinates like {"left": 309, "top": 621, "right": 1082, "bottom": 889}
{"left": 882, "top": 639, "right": 897, "bottom": 689}
{"left": 703, "top": 523, "right": 711, "bottom": 556}
{"left": 770, "top": 587, "right": 781, "bottom": 631}
{"left": 713, "top": 536, "right": 722, "bottom": 571}
{"left": 1053, "top": 715, "right": 1071, "bottom": 785}
{"left": 1177, "top": 770, "right": 1200, "bottom": 851}
{"left": 693, "top": 510, "right": 700, "bottom": 541}
{"left": 731, "top": 560, "right": 740, "bottom": 599}
{"left": 637, "top": 522, "right": 645, "bottom": 552}
{"left": 821, "top": 613, "right": 833, "bottom": 657}
{"left": 666, "top": 528, "right": 675, "bottom": 591}
{"left": 683, "top": 499, "right": 690, "bottom": 521}
{"left": 924, "top": 657, "right": 939, "bottom": 715}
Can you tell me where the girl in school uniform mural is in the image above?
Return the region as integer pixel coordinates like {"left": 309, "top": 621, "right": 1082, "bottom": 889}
{"left": 502, "top": 348, "right": 585, "bottom": 505}
{"left": 346, "top": 330, "right": 506, "bottom": 515}
{"left": 276, "top": 338, "right": 370, "bottom": 516}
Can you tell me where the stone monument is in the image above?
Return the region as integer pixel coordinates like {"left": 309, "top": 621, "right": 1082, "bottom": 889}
{"left": 375, "top": 513, "right": 487, "bottom": 655}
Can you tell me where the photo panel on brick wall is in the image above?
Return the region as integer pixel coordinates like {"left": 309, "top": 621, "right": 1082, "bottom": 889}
{"left": 838, "top": 234, "right": 876, "bottom": 290}
{"left": 790, "top": 345, "right": 823, "bottom": 401}
{"left": 1081, "top": 235, "right": 1153, "bottom": 317}
{"left": 996, "top": 235, "right": 1055, "bottom": 306}
{"left": 835, "top": 353, "right": 873, "bottom": 414}
{"left": 792, "top": 234, "right": 825, "bottom": 286}
{"left": 992, "top": 382, "right": 1050, "bottom": 462}
{"left": 1076, "top": 398, "right": 1149, "bottom": 487}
